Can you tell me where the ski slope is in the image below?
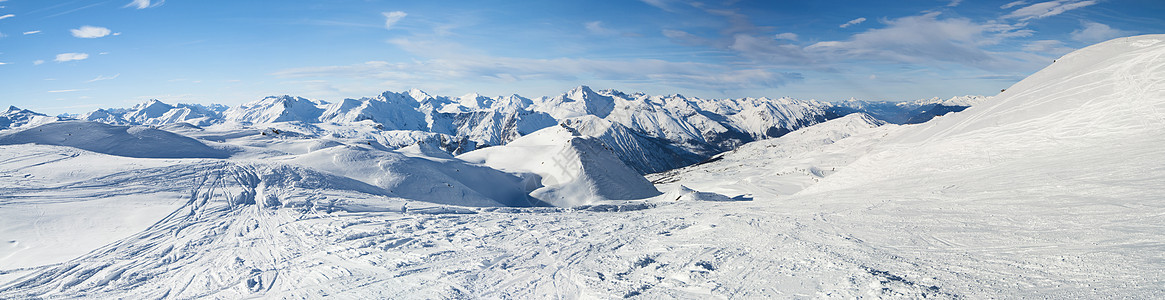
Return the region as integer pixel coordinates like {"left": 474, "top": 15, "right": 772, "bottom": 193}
{"left": 1, "top": 35, "right": 1163, "bottom": 298}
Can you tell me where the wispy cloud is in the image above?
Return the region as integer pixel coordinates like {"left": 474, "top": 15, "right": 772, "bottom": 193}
{"left": 48, "top": 89, "right": 88, "bottom": 93}
{"left": 840, "top": 17, "right": 866, "bottom": 28}
{"left": 639, "top": 0, "right": 679, "bottom": 12}
{"left": 382, "top": 11, "right": 407, "bottom": 30}
{"left": 1003, "top": 0, "right": 1096, "bottom": 21}
{"left": 88, "top": 74, "right": 121, "bottom": 82}
{"left": 0, "top": 14, "right": 14, "bottom": 20}
{"left": 1001, "top": 1, "right": 1028, "bottom": 9}
{"left": 585, "top": 21, "right": 615, "bottom": 35}
{"left": 1070, "top": 21, "right": 1132, "bottom": 43}
{"left": 23, "top": 30, "right": 40, "bottom": 35}
{"left": 33, "top": 60, "right": 44, "bottom": 65}
{"left": 808, "top": 12, "right": 1039, "bottom": 71}
{"left": 55, "top": 53, "right": 89, "bottom": 62}
{"left": 774, "top": 33, "right": 798, "bottom": 41}
{"left": 70, "top": 26, "right": 119, "bottom": 38}
{"left": 0, "top": 62, "right": 7, "bottom": 65}
{"left": 126, "top": 0, "right": 163, "bottom": 9}
{"left": 947, "top": 0, "right": 963, "bottom": 7}
{"left": 273, "top": 37, "right": 803, "bottom": 92}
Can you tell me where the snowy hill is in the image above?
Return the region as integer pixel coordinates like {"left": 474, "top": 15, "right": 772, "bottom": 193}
{"left": 286, "top": 144, "right": 535, "bottom": 207}
{"left": 459, "top": 125, "right": 661, "bottom": 206}
{"left": 0, "top": 121, "right": 232, "bottom": 158}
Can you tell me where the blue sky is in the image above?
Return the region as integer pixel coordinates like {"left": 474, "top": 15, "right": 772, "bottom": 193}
{"left": 1, "top": 0, "right": 1162, "bottom": 114}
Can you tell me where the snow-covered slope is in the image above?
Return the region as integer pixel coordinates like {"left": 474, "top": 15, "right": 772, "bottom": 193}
{"left": 785, "top": 34, "right": 1165, "bottom": 297}
{"left": 649, "top": 113, "right": 892, "bottom": 199}
{"left": 458, "top": 125, "right": 661, "bottom": 206}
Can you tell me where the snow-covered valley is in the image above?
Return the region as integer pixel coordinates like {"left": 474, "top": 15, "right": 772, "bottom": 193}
{"left": 1, "top": 35, "right": 1163, "bottom": 298}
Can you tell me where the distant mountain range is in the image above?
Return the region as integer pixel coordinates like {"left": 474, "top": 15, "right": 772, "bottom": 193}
{"left": 4, "top": 87, "right": 988, "bottom": 173}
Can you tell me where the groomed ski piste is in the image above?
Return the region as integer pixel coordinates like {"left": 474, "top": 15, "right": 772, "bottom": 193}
{"left": 1, "top": 35, "right": 1163, "bottom": 298}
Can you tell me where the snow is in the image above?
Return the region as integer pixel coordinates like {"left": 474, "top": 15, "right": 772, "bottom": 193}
{"left": 1, "top": 35, "right": 1162, "bottom": 299}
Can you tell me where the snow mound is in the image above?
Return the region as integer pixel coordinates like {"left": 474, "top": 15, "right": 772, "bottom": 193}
{"left": 0, "top": 121, "right": 232, "bottom": 159}
{"left": 458, "top": 125, "right": 661, "bottom": 207}
{"left": 286, "top": 145, "right": 534, "bottom": 207}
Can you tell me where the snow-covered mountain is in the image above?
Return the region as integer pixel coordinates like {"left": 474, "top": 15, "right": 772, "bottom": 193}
{"left": 0, "top": 106, "right": 60, "bottom": 130}
{"left": 459, "top": 124, "right": 661, "bottom": 207}
{"left": 1, "top": 35, "right": 1162, "bottom": 299}
{"left": 55, "top": 85, "right": 868, "bottom": 173}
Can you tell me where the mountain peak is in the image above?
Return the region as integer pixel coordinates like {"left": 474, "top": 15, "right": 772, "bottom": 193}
{"left": 568, "top": 85, "right": 596, "bottom": 99}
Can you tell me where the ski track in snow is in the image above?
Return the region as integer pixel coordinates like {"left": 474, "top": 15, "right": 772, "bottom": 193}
{"left": 2, "top": 35, "right": 1165, "bottom": 298}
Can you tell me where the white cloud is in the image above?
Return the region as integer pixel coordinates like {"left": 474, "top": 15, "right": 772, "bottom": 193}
{"left": 640, "top": 0, "right": 677, "bottom": 12}
{"left": 840, "top": 17, "right": 866, "bottom": 28}
{"left": 88, "top": 74, "right": 120, "bottom": 82}
{"left": 23, "top": 30, "right": 40, "bottom": 35}
{"left": 0, "top": 14, "right": 13, "bottom": 20}
{"left": 126, "top": 0, "right": 163, "bottom": 9}
{"left": 728, "top": 34, "right": 811, "bottom": 65}
{"left": 1003, "top": 0, "right": 1096, "bottom": 21}
{"left": 71, "top": 26, "right": 116, "bottom": 38}
{"left": 1070, "top": 21, "right": 1132, "bottom": 43}
{"left": 0, "top": 62, "right": 7, "bottom": 65}
{"left": 48, "top": 89, "right": 86, "bottom": 93}
{"left": 382, "top": 11, "right": 407, "bottom": 30}
{"left": 774, "top": 32, "right": 798, "bottom": 41}
{"left": 662, "top": 29, "right": 709, "bottom": 45}
{"left": 33, "top": 60, "right": 44, "bottom": 65}
{"left": 55, "top": 53, "right": 89, "bottom": 62}
{"left": 947, "top": 0, "right": 963, "bottom": 7}
{"left": 1001, "top": 1, "right": 1028, "bottom": 9}
{"left": 808, "top": 12, "right": 1042, "bottom": 71}
{"left": 585, "top": 21, "right": 616, "bottom": 35}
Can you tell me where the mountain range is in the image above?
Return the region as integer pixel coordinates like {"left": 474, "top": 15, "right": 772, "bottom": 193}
{"left": 11, "top": 86, "right": 986, "bottom": 174}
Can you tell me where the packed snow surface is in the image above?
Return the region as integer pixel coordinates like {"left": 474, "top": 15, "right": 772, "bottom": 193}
{"left": 1, "top": 35, "right": 1163, "bottom": 298}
